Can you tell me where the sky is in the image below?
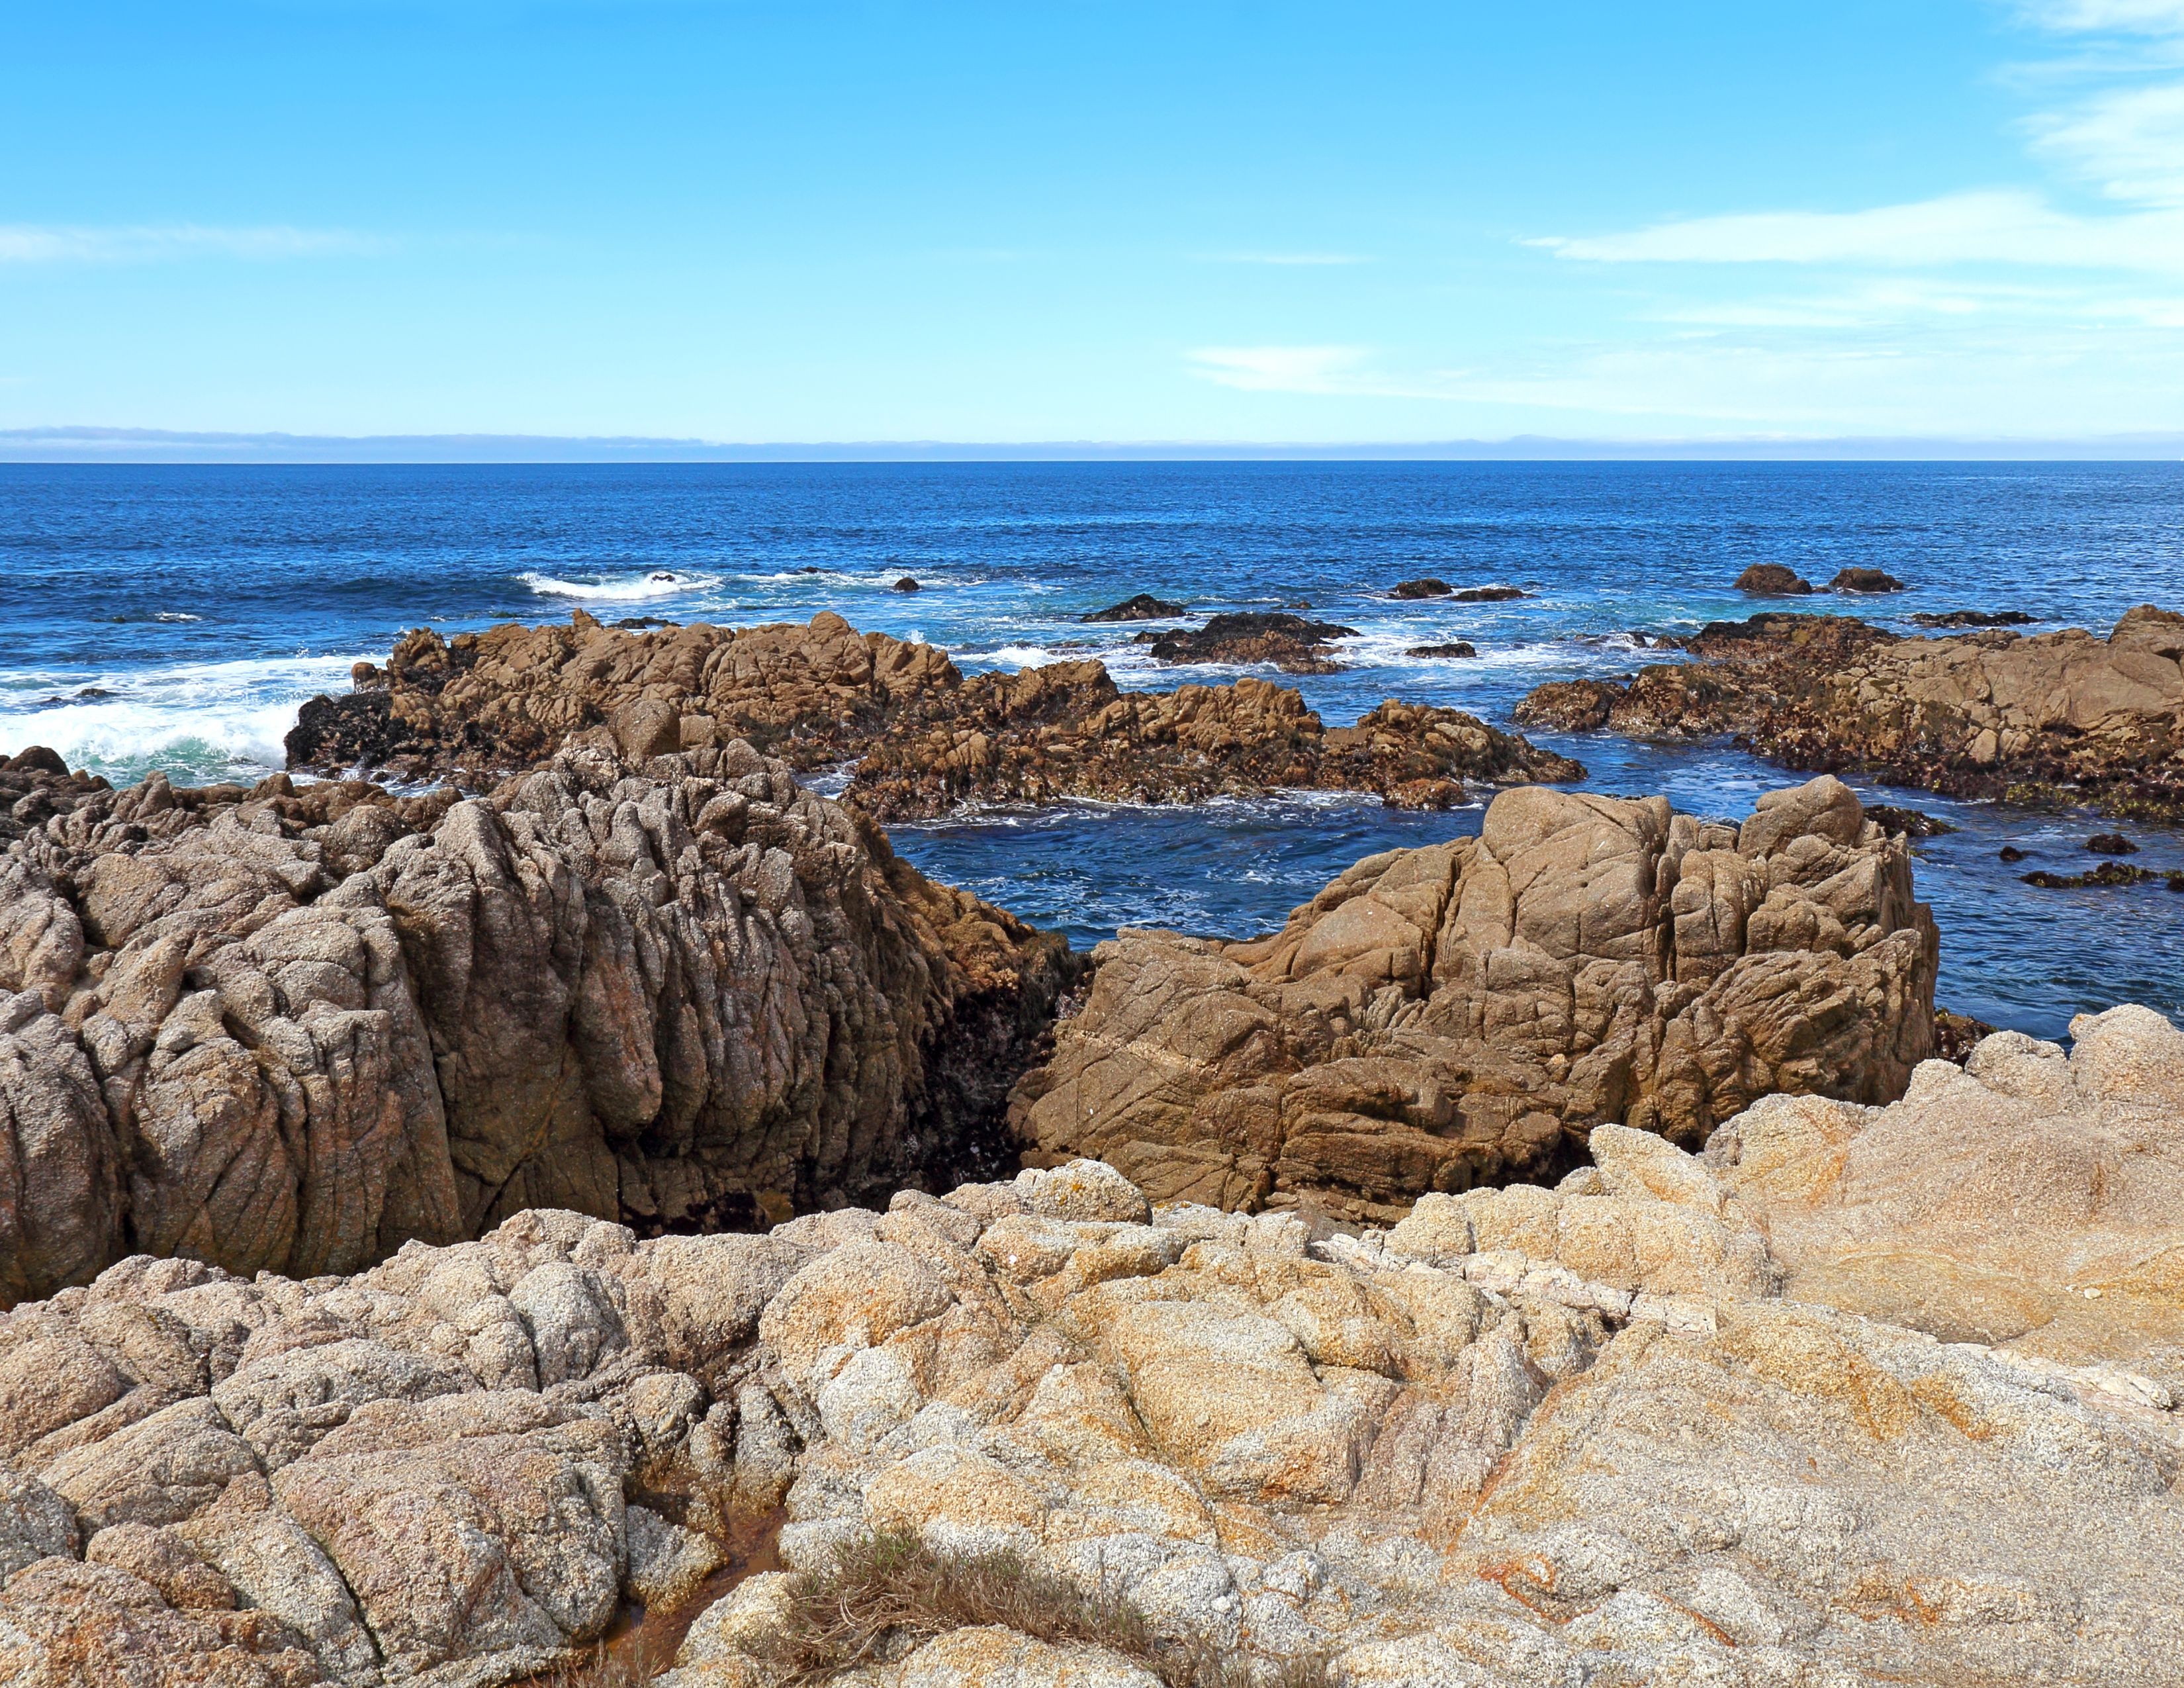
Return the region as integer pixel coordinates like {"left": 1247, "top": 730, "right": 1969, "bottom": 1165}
{"left": 7, "top": 1, "right": 2184, "bottom": 448}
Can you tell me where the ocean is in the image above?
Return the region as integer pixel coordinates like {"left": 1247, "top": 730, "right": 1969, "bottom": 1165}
{"left": 4, "top": 459, "right": 2181, "bottom": 1039}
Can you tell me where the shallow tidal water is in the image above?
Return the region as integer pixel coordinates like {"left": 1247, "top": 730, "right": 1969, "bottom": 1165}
{"left": 3, "top": 459, "right": 2181, "bottom": 1039}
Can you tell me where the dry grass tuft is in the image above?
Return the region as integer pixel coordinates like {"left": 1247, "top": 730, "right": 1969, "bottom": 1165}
{"left": 752, "top": 1529, "right": 1332, "bottom": 1688}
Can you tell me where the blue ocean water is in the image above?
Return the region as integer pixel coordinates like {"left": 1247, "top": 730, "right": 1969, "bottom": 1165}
{"left": 3, "top": 460, "right": 2181, "bottom": 1039}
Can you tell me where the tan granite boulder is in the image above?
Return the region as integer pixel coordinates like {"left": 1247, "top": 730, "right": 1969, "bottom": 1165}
{"left": 1013, "top": 776, "right": 1938, "bottom": 1219}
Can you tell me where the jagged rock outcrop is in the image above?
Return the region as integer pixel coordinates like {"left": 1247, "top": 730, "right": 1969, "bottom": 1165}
{"left": 1132, "top": 612, "right": 1361, "bottom": 675}
{"left": 1516, "top": 605, "right": 2184, "bottom": 820}
{"left": 1009, "top": 776, "right": 1937, "bottom": 1220}
{"left": 284, "top": 612, "right": 1582, "bottom": 816}
{"left": 0, "top": 742, "right": 1073, "bottom": 1305}
{"left": 10, "top": 1011, "right": 2183, "bottom": 1687}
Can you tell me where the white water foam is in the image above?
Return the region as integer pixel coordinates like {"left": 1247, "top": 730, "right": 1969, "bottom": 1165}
{"left": 0, "top": 653, "right": 368, "bottom": 783}
{"left": 518, "top": 569, "right": 723, "bottom": 602}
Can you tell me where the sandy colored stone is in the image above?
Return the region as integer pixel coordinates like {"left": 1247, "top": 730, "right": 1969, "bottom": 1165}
{"left": 1015, "top": 776, "right": 1936, "bottom": 1218}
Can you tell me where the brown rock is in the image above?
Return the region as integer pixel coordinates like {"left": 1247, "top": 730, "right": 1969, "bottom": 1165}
{"left": 1827, "top": 566, "right": 1907, "bottom": 592}
{"left": 1011, "top": 776, "right": 1936, "bottom": 1219}
{"left": 1734, "top": 563, "right": 1814, "bottom": 595}
{"left": 1388, "top": 579, "right": 1451, "bottom": 600}
{"left": 1082, "top": 594, "right": 1185, "bottom": 622}
{"left": 0, "top": 740, "right": 1075, "bottom": 1300}
{"left": 1137, "top": 612, "right": 1360, "bottom": 675}
{"left": 283, "top": 612, "right": 1583, "bottom": 818}
{"left": 1517, "top": 604, "right": 2184, "bottom": 820}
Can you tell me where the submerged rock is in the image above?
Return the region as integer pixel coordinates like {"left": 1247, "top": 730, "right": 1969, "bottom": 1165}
{"left": 1388, "top": 578, "right": 1451, "bottom": 600}
{"left": 1911, "top": 609, "right": 2034, "bottom": 628}
{"left": 1733, "top": 563, "right": 1813, "bottom": 595}
{"left": 285, "top": 612, "right": 1584, "bottom": 819}
{"left": 1404, "top": 641, "right": 1478, "bottom": 659}
{"left": 1136, "top": 611, "right": 1360, "bottom": 675}
{"left": 1827, "top": 566, "right": 1907, "bottom": 592}
{"left": 1011, "top": 775, "right": 1937, "bottom": 1220}
{"left": 1082, "top": 593, "right": 1185, "bottom": 622}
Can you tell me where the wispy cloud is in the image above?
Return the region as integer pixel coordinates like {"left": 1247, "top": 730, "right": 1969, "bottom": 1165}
{"left": 1534, "top": 189, "right": 2184, "bottom": 270}
{"left": 1185, "top": 346, "right": 1465, "bottom": 400}
{"left": 0, "top": 224, "right": 389, "bottom": 265}
{"left": 2017, "top": 1, "right": 2184, "bottom": 32}
{"left": 1197, "top": 252, "right": 1373, "bottom": 266}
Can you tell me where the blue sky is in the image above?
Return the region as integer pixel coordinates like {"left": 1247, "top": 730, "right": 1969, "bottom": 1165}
{"left": 7, "top": 1, "right": 2184, "bottom": 445}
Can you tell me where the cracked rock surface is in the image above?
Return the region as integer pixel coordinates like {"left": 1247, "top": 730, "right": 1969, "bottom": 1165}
{"left": 0, "top": 739, "right": 1073, "bottom": 1303}
{"left": 1011, "top": 776, "right": 1938, "bottom": 1221}
{"left": 4, "top": 1004, "right": 2182, "bottom": 1685}
{"left": 282, "top": 612, "right": 1582, "bottom": 818}
{"left": 1514, "top": 605, "right": 2184, "bottom": 821}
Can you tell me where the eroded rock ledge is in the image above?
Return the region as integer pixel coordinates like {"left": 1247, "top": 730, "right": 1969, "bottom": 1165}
{"left": 284, "top": 612, "right": 1583, "bottom": 816}
{"left": 1011, "top": 776, "right": 1938, "bottom": 1221}
{"left": 1516, "top": 604, "right": 2184, "bottom": 820}
{"left": 5, "top": 1002, "right": 2182, "bottom": 1687}
{"left": 0, "top": 741, "right": 1073, "bottom": 1305}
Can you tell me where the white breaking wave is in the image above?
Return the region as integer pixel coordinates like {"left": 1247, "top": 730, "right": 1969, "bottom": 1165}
{"left": 518, "top": 569, "right": 722, "bottom": 602}
{"left": 0, "top": 653, "right": 367, "bottom": 782}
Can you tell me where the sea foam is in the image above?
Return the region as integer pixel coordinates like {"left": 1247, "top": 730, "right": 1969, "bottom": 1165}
{"left": 518, "top": 569, "right": 722, "bottom": 601}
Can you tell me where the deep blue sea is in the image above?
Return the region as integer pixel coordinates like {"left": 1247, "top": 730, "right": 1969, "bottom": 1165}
{"left": 4, "top": 460, "right": 2181, "bottom": 1039}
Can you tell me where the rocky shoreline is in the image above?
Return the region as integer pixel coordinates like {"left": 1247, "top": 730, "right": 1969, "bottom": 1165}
{"left": 5, "top": 1000, "right": 2181, "bottom": 1686}
{"left": 3, "top": 622, "right": 2181, "bottom": 1686}
{"left": 284, "top": 612, "right": 1584, "bottom": 816}
{"left": 1516, "top": 604, "right": 2184, "bottom": 821}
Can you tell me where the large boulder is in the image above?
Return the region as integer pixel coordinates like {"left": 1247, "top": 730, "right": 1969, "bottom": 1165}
{"left": 0, "top": 741, "right": 1073, "bottom": 1301}
{"left": 1011, "top": 776, "right": 1938, "bottom": 1219}
{"left": 1708, "top": 1001, "right": 2184, "bottom": 1392}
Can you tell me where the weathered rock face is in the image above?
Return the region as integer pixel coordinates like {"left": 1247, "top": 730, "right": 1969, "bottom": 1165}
{"left": 1010, "top": 776, "right": 1937, "bottom": 1221}
{"left": 0, "top": 741, "right": 1073, "bottom": 1305}
{"left": 1709, "top": 1002, "right": 2184, "bottom": 1395}
{"left": 1517, "top": 605, "right": 2184, "bottom": 820}
{"left": 283, "top": 612, "right": 1583, "bottom": 817}
{"left": 13, "top": 1045, "right": 2184, "bottom": 1688}
{"left": 1133, "top": 612, "right": 1361, "bottom": 675}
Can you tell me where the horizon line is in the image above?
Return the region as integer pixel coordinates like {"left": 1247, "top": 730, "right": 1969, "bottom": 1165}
{"left": 5, "top": 425, "right": 2184, "bottom": 465}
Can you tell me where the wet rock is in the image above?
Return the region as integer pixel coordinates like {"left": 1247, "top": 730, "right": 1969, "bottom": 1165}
{"left": 1451, "top": 585, "right": 1526, "bottom": 602}
{"left": 1864, "top": 804, "right": 1955, "bottom": 837}
{"left": 1827, "top": 567, "right": 1907, "bottom": 592}
{"left": 2088, "top": 832, "right": 2139, "bottom": 855}
{"left": 2024, "top": 863, "right": 2163, "bottom": 888}
{"left": 1388, "top": 579, "right": 1451, "bottom": 600}
{"left": 1514, "top": 604, "right": 2184, "bottom": 820}
{"left": 1012, "top": 776, "right": 1938, "bottom": 1219}
{"left": 1912, "top": 609, "right": 2034, "bottom": 628}
{"left": 1733, "top": 563, "right": 1814, "bottom": 595}
{"left": 1138, "top": 612, "right": 1360, "bottom": 675}
{"left": 1083, "top": 594, "right": 1185, "bottom": 622}
{"left": 1403, "top": 642, "right": 1477, "bottom": 660}
{"left": 283, "top": 612, "right": 1582, "bottom": 819}
{"left": 1999, "top": 845, "right": 2027, "bottom": 862}
{"left": 893, "top": 577, "right": 921, "bottom": 592}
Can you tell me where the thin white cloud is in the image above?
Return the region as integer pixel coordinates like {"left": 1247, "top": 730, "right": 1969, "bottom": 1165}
{"left": 1537, "top": 189, "right": 2184, "bottom": 271}
{"left": 2019, "top": 1, "right": 2184, "bottom": 32}
{"left": 0, "top": 224, "right": 388, "bottom": 265}
{"left": 1187, "top": 346, "right": 1371, "bottom": 393}
{"left": 1199, "top": 252, "right": 1373, "bottom": 266}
